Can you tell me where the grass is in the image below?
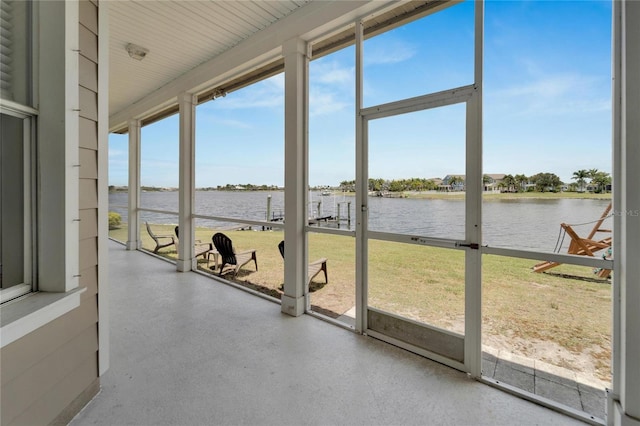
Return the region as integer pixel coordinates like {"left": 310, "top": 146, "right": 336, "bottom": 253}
{"left": 109, "top": 222, "right": 612, "bottom": 382}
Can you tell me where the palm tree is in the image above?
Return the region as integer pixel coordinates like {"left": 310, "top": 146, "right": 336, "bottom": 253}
{"left": 587, "top": 168, "right": 600, "bottom": 191}
{"left": 447, "top": 175, "right": 465, "bottom": 191}
{"left": 515, "top": 174, "right": 528, "bottom": 192}
{"left": 502, "top": 174, "right": 516, "bottom": 192}
{"left": 592, "top": 171, "right": 612, "bottom": 193}
{"left": 482, "top": 174, "right": 492, "bottom": 191}
{"left": 572, "top": 169, "right": 589, "bottom": 192}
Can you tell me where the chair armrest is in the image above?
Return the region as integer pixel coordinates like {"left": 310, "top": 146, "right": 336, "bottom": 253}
{"left": 309, "top": 258, "right": 327, "bottom": 266}
{"left": 236, "top": 249, "right": 256, "bottom": 255}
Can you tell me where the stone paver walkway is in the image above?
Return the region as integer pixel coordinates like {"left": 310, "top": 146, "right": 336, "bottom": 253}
{"left": 336, "top": 307, "right": 607, "bottom": 421}
{"left": 482, "top": 347, "right": 607, "bottom": 421}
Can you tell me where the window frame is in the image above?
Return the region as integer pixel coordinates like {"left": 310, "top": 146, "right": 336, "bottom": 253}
{"left": 1, "top": 0, "right": 86, "bottom": 350}
{"left": 0, "top": 32, "right": 37, "bottom": 302}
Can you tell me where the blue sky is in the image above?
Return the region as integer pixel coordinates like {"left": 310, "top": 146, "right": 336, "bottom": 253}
{"left": 109, "top": 0, "right": 612, "bottom": 188}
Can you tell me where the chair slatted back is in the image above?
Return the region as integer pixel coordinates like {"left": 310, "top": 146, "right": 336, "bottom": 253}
{"left": 212, "top": 233, "right": 237, "bottom": 265}
{"left": 278, "top": 240, "right": 285, "bottom": 259}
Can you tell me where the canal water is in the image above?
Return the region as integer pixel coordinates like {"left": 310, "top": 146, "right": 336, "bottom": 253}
{"left": 109, "top": 191, "right": 612, "bottom": 253}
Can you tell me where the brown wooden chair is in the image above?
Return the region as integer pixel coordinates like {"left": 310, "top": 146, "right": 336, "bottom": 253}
{"left": 174, "top": 226, "right": 218, "bottom": 266}
{"left": 211, "top": 232, "right": 257, "bottom": 277}
{"left": 278, "top": 240, "right": 328, "bottom": 285}
{"left": 145, "top": 221, "right": 176, "bottom": 253}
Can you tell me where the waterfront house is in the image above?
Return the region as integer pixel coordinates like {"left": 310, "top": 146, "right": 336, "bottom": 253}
{"left": 483, "top": 173, "right": 506, "bottom": 192}
{"left": 442, "top": 174, "right": 466, "bottom": 191}
{"left": 1, "top": 1, "right": 639, "bottom": 426}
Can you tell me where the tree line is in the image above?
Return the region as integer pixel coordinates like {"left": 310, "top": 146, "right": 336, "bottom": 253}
{"left": 338, "top": 169, "right": 611, "bottom": 193}
{"left": 109, "top": 169, "right": 611, "bottom": 194}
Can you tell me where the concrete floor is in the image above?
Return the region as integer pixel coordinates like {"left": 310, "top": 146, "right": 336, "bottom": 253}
{"left": 71, "top": 241, "right": 588, "bottom": 426}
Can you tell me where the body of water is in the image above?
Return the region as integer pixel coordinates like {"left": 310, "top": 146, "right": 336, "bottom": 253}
{"left": 109, "top": 191, "right": 612, "bottom": 253}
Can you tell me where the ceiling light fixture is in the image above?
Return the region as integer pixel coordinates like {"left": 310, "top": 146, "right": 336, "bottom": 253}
{"left": 126, "top": 43, "right": 149, "bottom": 61}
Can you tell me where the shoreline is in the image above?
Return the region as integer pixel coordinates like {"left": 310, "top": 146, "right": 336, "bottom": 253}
{"left": 398, "top": 191, "right": 612, "bottom": 200}
{"left": 326, "top": 191, "right": 611, "bottom": 201}
{"left": 110, "top": 188, "right": 612, "bottom": 201}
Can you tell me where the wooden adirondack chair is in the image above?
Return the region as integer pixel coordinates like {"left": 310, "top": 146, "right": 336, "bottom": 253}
{"left": 145, "top": 221, "right": 176, "bottom": 253}
{"left": 174, "top": 226, "right": 216, "bottom": 261}
{"left": 278, "top": 240, "right": 328, "bottom": 285}
{"left": 211, "top": 232, "right": 257, "bottom": 277}
{"left": 533, "top": 202, "right": 612, "bottom": 277}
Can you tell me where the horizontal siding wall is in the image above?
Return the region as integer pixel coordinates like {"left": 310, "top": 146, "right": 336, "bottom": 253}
{"left": 0, "top": 1, "right": 101, "bottom": 425}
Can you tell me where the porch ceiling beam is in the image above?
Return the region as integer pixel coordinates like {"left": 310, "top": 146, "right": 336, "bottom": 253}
{"left": 108, "top": 0, "right": 400, "bottom": 132}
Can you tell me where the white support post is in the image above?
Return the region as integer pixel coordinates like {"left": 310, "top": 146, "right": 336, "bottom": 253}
{"left": 610, "top": 1, "right": 623, "bottom": 421}
{"left": 177, "top": 92, "right": 197, "bottom": 272}
{"left": 281, "top": 37, "right": 309, "bottom": 317}
{"left": 354, "top": 20, "right": 367, "bottom": 333}
{"left": 97, "top": 0, "right": 110, "bottom": 376}
{"left": 611, "top": 1, "right": 640, "bottom": 425}
{"left": 464, "top": 0, "right": 484, "bottom": 379}
{"left": 127, "top": 119, "right": 141, "bottom": 250}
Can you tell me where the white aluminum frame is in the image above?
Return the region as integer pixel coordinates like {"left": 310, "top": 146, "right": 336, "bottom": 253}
{"left": 610, "top": 1, "right": 640, "bottom": 424}
{"left": 355, "top": 0, "right": 483, "bottom": 369}
{"left": 127, "top": 119, "right": 142, "bottom": 250}
{"left": 355, "top": 20, "right": 366, "bottom": 333}
{"left": 281, "top": 37, "right": 310, "bottom": 317}
{"left": 112, "top": 1, "right": 633, "bottom": 423}
{"left": 0, "top": 107, "right": 35, "bottom": 302}
{"left": 97, "top": 0, "right": 111, "bottom": 376}
{"left": 177, "top": 92, "right": 197, "bottom": 272}
{"left": 356, "top": 3, "right": 618, "bottom": 409}
{"left": 359, "top": 91, "right": 478, "bottom": 372}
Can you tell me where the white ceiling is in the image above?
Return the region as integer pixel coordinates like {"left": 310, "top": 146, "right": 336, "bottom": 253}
{"left": 107, "top": 1, "right": 447, "bottom": 132}
{"left": 108, "top": 0, "right": 310, "bottom": 120}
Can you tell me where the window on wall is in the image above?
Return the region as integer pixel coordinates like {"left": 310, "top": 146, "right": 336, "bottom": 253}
{"left": 1, "top": 0, "right": 32, "bottom": 106}
{"left": 1, "top": 0, "right": 87, "bottom": 350}
{"left": 1, "top": 0, "right": 34, "bottom": 302}
{"left": 0, "top": 113, "right": 33, "bottom": 294}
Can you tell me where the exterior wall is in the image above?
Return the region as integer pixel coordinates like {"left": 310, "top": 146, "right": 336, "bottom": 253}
{"left": 0, "top": 1, "right": 101, "bottom": 424}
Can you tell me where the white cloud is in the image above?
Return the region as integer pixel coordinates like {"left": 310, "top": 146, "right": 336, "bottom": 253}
{"left": 489, "top": 72, "right": 611, "bottom": 116}
{"left": 214, "top": 92, "right": 284, "bottom": 110}
{"left": 364, "top": 40, "right": 417, "bottom": 66}
{"left": 266, "top": 73, "right": 285, "bottom": 90}
{"left": 308, "top": 60, "right": 353, "bottom": 117}
{"left": 206, "top": 74, "right": 284, "bottom": 111}
{"left": 199, "top": 115, "right": 252, "bottom": 129}
{"left": 312, "top": 60, "right": 353, "bottom": 86}
{"left": 309, "top": 91, "right": 349, "bottom": 117}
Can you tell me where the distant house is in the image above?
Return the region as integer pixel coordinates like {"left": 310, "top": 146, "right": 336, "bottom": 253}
{"left": 441, "top": 174, "right": 466, "bottom": 192}
{"left": 483, "top": 174, "right": 506, "bottom": 191}
{"left": 429, "top": 177, "right": 443, "bottom": 188}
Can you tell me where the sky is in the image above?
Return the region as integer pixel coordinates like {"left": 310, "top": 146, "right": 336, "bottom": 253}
{"left": 108, "top": 0, "right": 613, "bottom": 188}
